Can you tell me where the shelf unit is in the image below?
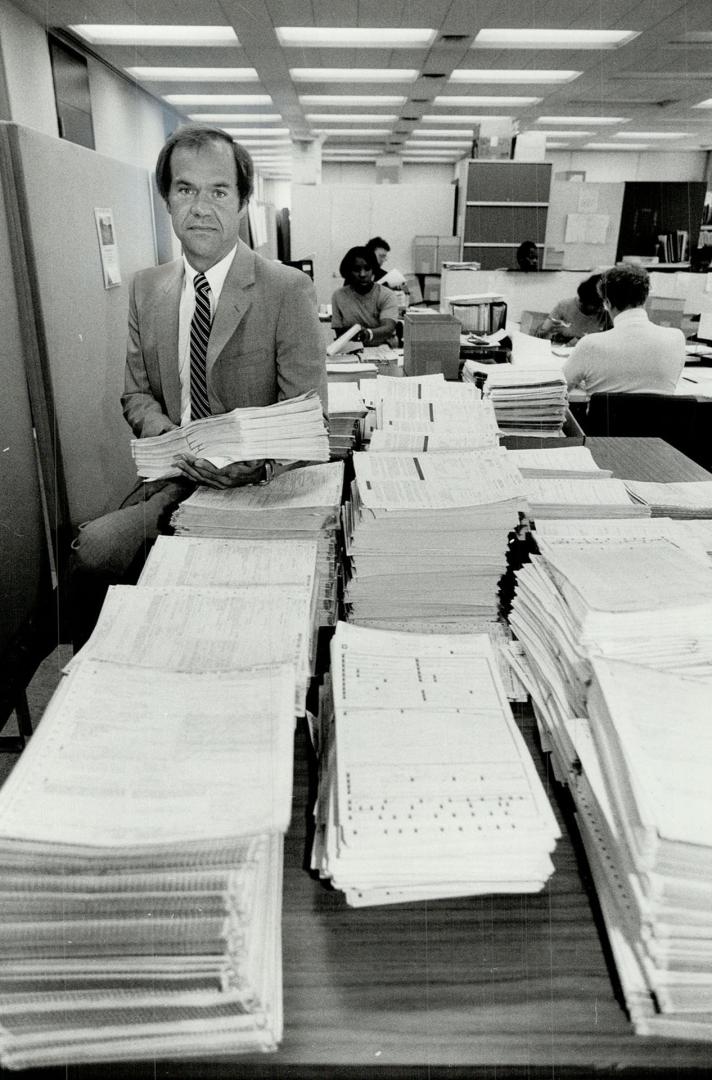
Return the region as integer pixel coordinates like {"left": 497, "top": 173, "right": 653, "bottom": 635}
{"left": 456, "top": 160, "right": 552, "bottom": 270}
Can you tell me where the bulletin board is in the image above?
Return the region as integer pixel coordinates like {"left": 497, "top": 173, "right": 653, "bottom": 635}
{"left": 543, "top": 180, "right": 625, "bottom": 271}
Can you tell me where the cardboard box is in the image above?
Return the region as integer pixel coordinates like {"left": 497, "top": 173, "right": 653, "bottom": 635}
{"left": 403, "top": 312, "right": 461, "bottom": 379}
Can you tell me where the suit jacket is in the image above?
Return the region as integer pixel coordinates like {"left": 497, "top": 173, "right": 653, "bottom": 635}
{"left": 122, "top": 239, "right": 328, "bottom": 438}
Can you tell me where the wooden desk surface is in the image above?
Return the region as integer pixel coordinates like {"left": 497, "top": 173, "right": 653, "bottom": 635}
{"left": 585, "top": 436, "right": 712, "bottom": 482}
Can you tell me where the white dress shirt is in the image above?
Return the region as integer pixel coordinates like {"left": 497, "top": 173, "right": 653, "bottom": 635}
{"left": 178, "top": 245, "right": 238, "bottom": 425}
{"left": 562, "top": 307, "right": 685, "bottom": 396}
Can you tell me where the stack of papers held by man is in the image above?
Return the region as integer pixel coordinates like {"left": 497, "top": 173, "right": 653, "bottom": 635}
{"left": 0, "top": 661, "right": 295, "bottom": 1068}
{"left": 312, "top": 623, "right": 560, "bottom": 906}
{"left": 171, "top": 462, "right": 344, "bottom": 626}
{"left": 131, "top": 391, "right": 329, "bottom": 480}
{"left": 344, "top": 448, "right": 526, "bottom": 632}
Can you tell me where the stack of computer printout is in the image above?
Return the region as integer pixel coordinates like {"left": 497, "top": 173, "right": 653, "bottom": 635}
{"left": 506, "top": 446, "right": 612, "bottom": 479}
{"left": 311, "top": 622, "right": 559, "bottom": 906}
{"left": 326, "top": 381, "right": 368, "bottom": 458}
{"left": 521, "top": 477, "right": 649, "bottom": 520}
{"left": 343, "top": 447, "right": 526, "bottom": 632}
{"left": 171, "top": 462, "right": 344, "bottom": 626}
{"left": 131, "top": 391, "right": 329, "bottom": 480}
{"left": 368, "top": 373, "right": 500, "bottom": 453}
{"left": 623, "top": 480, "right": 712, "bottom": 518}
{"left": 466, "top": 366, "right": 568, "bottom": 435}
{"left": 0, "top": 659, "right": 296, "bottom": 1067}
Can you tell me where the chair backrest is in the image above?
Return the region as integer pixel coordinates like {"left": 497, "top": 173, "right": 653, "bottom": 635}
{"left": 519, "top": 309, "right": 548, "bottom": 336}
{"left": 582, "top": 392, "right": 707, "bottom": 467}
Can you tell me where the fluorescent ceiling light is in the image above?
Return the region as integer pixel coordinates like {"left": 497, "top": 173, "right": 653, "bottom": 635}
{"left": 473, "top": 28, "right": 639, "bottom": 49}
{"left": 670, "top": 32, "right": 712, "bottom": 43}
{"left": 417, "top": 129, "right": 475, "bottom": 136}
{"left": 535, "top": 130, "right": 592, "bottom": 137}
{"left": 315, "top": 129, "right": 391, "bottom": 137}
{"left": 543, "top": 143, "right": 571, "bottom": 149}
{"left": 221, "top": 128, "right": 290, "bottom": 136}
{"left": 276, "top": 27, "right": 436, "bottom": 47}
{"left": 306, "top": 114, "right": 397, "bottom": 123}
{"left": 300, "top": 95, "right": 406, "bottom": 106}
{"left": 693, "top": 99, "right": 712, "bottom": 109}
{"left": 323, "top": 155, "right": 378, "bottom": 161}
{"left": 536, "top": 116, "right": 628, "bottom": 125}
{"left": 406, "top": 140, "right": 471, "bottom": 148}
{"left": 613, "top": 131, "right": 688, "bottom": 139}
{"left": 188, "top": 113, "right": 282, "bottom": 123}
{"left": 126, "top": 67, "right": 258, "bottom": 81}
{"left": 449, "top": 69, "right": 579, "bottom": 84}
{"left": 434, "top": 96, "right": 541, "bottom": 107}
{"left": 165, "top": 94, "right": 272, "bottom": 105}
{"left": 69, "top": 24, "right": 238, "bottom": 45}
{"left": 584, "top": 142, "right": 650, "bottom": 150}
{"left": 291, "top": 68, "right": 417, "bottom": 83}
{"left": 423, "top": 114, "right": 511, "bottom": 124}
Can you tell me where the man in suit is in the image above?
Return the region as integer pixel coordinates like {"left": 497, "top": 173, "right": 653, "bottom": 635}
{"left": 73, "top": 124, "right": 327, "bottom": 588}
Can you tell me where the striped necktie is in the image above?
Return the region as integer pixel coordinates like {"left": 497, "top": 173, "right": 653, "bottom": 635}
{"left": 190, "top": 272, "right": 212, "bottom": 420}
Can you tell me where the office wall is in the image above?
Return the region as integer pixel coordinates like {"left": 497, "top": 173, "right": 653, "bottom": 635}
{"left": 0, "top": 0, "right": 57, "bottom": 137}
{"left": 88, "top": 59, "right": 175, "bottom": 173}
{"left": 291, "top": 182, "right": 455, "bottom": 306}
{"left": 546, "top": 150, "right": 708, "bottom": 183}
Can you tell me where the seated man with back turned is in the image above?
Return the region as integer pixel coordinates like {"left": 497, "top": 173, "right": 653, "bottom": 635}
{"left": 562, "top": 264, "right": 685, "bottom": 396}
{"left": 72, "top": 123, "right": 327, "bottom": 626}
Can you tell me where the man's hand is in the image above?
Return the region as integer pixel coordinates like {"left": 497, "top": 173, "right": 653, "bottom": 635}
{"left": 172, "top": 455, "right": 267, "bottom": 488}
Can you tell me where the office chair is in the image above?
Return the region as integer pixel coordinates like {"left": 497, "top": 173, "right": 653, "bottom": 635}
{"left": 581, "top": 392, "right": 709, "bottom": 469}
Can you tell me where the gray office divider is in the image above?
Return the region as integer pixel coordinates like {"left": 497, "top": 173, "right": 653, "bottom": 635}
{"left": 1, "top": 122, "right": 157, "bottom": 532}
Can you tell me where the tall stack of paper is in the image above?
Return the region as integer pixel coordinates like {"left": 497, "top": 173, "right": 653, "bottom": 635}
{"left": 312, "top": 622, "right": 559, "bottom": 906}
{"left": 344, "top": 448, "right": 526, "bottom": 632}
{"left": 574, "top": 658, "right": 712, "bottom": 1039}
{"left": 171, "top": 463, "right": 344, "bottom": 626}
{"left": 131, "top": 391, "right": 329, "bottom": 480}
{"left": 368, "top": 372, "right": 501, "bottom": 452}
{"left": 466, "top": 367, "right": 568, "bottom": 435}
{"left": 0, "top": 660, "right": 296, "bottom": 1068}
{"left": 69, "top": 583, "right": 317, "bottom": 714}
{"left": 326, "top": 381, "right": 367, "bottom": 458}
{"left": 624, "top": 480, "right": 712, "bottom": 519}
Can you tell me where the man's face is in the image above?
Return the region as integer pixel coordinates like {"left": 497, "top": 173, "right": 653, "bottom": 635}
{"left": 167, "top": 139, "right": 242, "bottom": 271}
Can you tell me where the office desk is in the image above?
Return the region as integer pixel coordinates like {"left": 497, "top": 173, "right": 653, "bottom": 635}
{"left": 585, "top": 436, "right": 712, "bottom": 482}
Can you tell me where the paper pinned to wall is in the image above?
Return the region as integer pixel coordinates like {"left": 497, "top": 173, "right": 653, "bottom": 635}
{"left": 564, "top": 213, "right": 610, "bottom": 245}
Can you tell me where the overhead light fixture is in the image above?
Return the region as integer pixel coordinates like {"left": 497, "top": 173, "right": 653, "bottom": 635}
{"left": 126, "top": 67, "right": 258, "bottom": 81}
{"left": 423, "top": 114, "right": 511, "bottom": 124}
{"left": 416, "top": 128, "right": 475, "bottom": 137}
{"left": 300, "top": 95, "right": 406, "bottom": 106}
{"left": 669, "top": 32, "right": 712, "bottom": 43}
{"left": 315, "top": 129, "right": 391, "bottom": 137}
{"left": 276, "top": 27, "right": 436, "bottom": 47}
{"left": 473, "top": 28, "right": 639, "bottom": 49}
{"left": 69, "top": 24, "right": 237, "bottom": 46}
{"left": 434, "top": 95, "right": 540, "bottom": 107}
{"left": 693, "top": 99, "right": 712, "bottom": 109}
{"left": 536, "top": 116, "right": 629, "bottom": 125}
{"left": 543, "top": 143, "right": 571, "bottom": 149}
{"left": 306, "top": 114, "right": 397, "bottom": 123}
{"left": 164, "top": 94, "right": 272, "bottom": 105}
{"left": 534, "top": 130, "right": 593, "bottom": 138}
{"left": 188, "top": 113, "right": 283, "bottom": 123}
{"left": 220, "top": 128, "right": 290, "bottom": 137}
{"left": 406, "top": 140, "right": 471, "bottom": 148}
{"left": 449, "top": 69, "right": 580, "bottom": 84}
{"left": 613, "top": 131, "right": 688, "bottom": 139}
{"left": 291, "top": 68, "right": 418, "bottom": 83}
{"left": 584, "top": 142, "right": 650, "bottom": 150}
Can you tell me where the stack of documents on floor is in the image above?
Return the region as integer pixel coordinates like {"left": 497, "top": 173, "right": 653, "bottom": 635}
{"left": 312, "top": 622, "right": 559, "bottom": 906}
{"left": 69, "top": 580, "right": 316, "bottom": 714}
{"left": 131, "top": 391, "right": 329, "bottom": 480}
{"left": 522, "top": 477, "right": 649, "bottom": 520}
{"left": 464, "top": 367, "right": 568, "bottom": 435}
{"left": 326, "top": 381, "right": 367, "bottom": 458}
{"left": 624, "top": 480, "right": 712, "bottom": 518}
{"left": 507, "top": 522, "right": 712, "bottom": 779}
{"left": 172, "top": 462, "right": 344, "bottom": 626}
{"left": 506, "top": 445, "right": 612, "bottom": 478}
{"left": 344, "top": 447, "right": 526, "bottom": 632}
{"left": 0, "top": 660, "right": 295, "bottom": 1068}
{"left": 572, "top": 658, "right": 712, "bottom": 1040}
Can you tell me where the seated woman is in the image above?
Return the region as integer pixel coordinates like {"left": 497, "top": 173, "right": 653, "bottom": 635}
{"left": 364, "top": 235, "right": 390, "bottom": 281}
{"left": 331, "top": 246, "right": 399, "bottom": 346}
{"left": 536, "top": 273, "right": 612, "bottom": 344}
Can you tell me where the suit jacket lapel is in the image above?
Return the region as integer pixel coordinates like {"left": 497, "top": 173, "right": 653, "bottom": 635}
{"left": 156, "top": 262, "right": 183, "bottom": 423}
{"left": 206, "top": 241, "right": 255, "bottom": 372}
